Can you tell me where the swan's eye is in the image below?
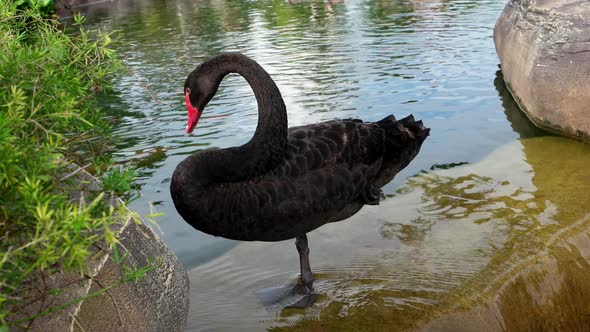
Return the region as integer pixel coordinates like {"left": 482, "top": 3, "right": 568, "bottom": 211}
{"left": 185, "top": 88, "right": 191, "bottom": 95}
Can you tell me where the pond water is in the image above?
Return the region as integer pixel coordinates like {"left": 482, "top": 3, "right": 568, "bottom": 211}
{"left": 77, "top": 0, "right": 590, "bottom": 330}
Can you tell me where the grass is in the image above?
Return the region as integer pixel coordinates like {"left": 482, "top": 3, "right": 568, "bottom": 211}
{"left": 100, "top": 167, "right": 139, "bottom": 199}
{"left": 0, "top": 2, "right": 150, "bottom": 327}
{"left": 13, "top": 0, "right": 55, "bottom": 16}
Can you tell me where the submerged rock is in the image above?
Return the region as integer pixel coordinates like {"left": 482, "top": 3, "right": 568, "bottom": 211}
{"left": 494, "top": 0, "right": 590, "bottom": 142}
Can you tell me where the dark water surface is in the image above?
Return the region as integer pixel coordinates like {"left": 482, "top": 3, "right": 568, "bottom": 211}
{"left": 79, "top": 0, "right": 590, "bottom": 330}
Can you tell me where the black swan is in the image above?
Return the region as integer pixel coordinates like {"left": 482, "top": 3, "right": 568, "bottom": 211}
{"left": 171, "top": 52, "right": 429, "bottom": 306}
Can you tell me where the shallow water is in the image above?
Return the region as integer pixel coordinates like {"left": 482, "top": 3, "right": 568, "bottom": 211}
{"left": 77, "top": 0, "right": 590, "bottom": 330}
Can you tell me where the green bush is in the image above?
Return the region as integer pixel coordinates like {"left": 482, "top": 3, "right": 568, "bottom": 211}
{"left": 100, "top": 167, "right": 140, "bottom": 198}
{"left": 13, "top": 0, "right": 55, "bottom": 15}
{"left": 0, "top": 2, "right": 136, "bottom": 326}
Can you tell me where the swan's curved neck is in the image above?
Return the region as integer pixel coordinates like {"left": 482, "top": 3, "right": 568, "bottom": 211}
{"left": 206, "top": 53, "right": 288, "bottom": 178}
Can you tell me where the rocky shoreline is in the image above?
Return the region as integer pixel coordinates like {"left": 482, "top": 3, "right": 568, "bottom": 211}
{"left": 9, "top": 168, "right": 189, "bottom": 331}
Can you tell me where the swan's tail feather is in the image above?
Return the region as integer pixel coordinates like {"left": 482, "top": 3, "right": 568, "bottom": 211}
{"left": 376, "top": 114, "right": 430, "bottom": 144}
{"left": 376, "top": 114, "right": 397, "bottom": 124}
{"left": 400, "top": 114, "right": 430, "bottom": 142}
{"left": 370, "top": 114, "right": 429, "bottom": 188}
{"left": 379, "top": 113, "right": 430, "bottom": 160}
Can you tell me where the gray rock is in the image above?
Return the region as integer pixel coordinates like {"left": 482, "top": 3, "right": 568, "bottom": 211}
{"left": 494, "top": 0, "right": 590, "bottom": 141}
{"left": 73, "top": 218, "right": 190, "bottom": 332}
{"left": 8, "top": 167, "right": 189, "bottom": 331}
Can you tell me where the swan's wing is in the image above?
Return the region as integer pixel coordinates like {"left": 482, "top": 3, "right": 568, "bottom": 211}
{"left": 230, "top": 160, "right": 382, "bottom": 240}
{"left": 193, "top": 116, "right": 428, "bottom": 241}
{"left": 270, "top": 119, "right": 387, "bottom": 178}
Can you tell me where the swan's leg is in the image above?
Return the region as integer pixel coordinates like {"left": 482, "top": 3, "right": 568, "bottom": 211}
{"left": 295, "top": 234, "right": 314, "bottom": 292}
{"left": 286, "top": 234, "right": 318, "bottom": 308}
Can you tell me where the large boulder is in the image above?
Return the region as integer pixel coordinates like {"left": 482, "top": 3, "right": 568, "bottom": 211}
{"left": 8, "top": 168, "right": 189, "bottom": 331}
{"left": 494, "top": 0, "right": 590, "bottom": 142}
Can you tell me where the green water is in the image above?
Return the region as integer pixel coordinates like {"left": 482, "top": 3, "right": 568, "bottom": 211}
{"left": 75, "top": 0, "right": 590, "bottom": 330}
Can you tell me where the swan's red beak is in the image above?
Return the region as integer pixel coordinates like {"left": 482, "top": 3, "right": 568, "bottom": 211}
{"left": 185, "top": 91, "right": 202, "bottom": 134}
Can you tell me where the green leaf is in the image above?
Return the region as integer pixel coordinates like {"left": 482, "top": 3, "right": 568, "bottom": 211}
{"left": 47, "top": 288, "right": 63, "bottom": 296}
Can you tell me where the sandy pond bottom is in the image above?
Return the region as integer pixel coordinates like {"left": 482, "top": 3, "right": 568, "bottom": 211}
{"left": 187, "top": 136, "right": 590, "bottom": 331}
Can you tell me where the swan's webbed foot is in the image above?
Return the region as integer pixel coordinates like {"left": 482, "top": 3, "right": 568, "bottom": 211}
{"left": 287, "top": 291, "right": 319, "bottom": 308}
{"left": 363, "top": 186, "right": 384, "bottom": 205}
